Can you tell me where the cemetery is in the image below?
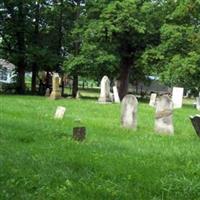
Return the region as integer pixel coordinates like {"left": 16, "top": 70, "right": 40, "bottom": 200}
{"left": 1, "top": 1, "right": 200, "bottom": 200}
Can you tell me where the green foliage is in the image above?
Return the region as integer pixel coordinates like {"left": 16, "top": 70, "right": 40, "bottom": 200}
{"left": 1, "top": 0, "right": 200, "bottom": 93}
{"left": 65, "top": 0, "right": 165, "bottom": 82}
{"left": 142, "top": 0, "right": 200, "bottom": 90}
{"left": 0, "top": 0, "right": 78, "bottom": 71}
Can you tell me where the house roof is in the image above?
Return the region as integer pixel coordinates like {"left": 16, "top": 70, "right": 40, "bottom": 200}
{"left": 0, "top": 59, "right": 15, "bottom": 70}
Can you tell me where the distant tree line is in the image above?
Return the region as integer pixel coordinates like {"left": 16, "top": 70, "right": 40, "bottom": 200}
{"left": 0, "top": 0, "right": 200, "bottom": 98}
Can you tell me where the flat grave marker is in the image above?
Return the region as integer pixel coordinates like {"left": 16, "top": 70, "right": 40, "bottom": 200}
{"left": 54, "top": 106, "right": 66, "bottom": 119}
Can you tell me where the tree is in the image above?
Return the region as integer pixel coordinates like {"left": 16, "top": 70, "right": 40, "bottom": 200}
{"left": 0, "top": 0, "right": 30, "bottom": 94}
{"left": 65, "top": 0, "right": 166, "bottom": 99}
{"left": 0, "top": 0, "right": 76, "bottom": 94}
{"left": 141, "top": 0, "right": 200, "bottom": 92}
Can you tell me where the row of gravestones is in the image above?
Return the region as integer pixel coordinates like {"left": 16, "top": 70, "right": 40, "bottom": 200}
{"left": 50, "top": 73, "right": 200, "bottom": 137}
{"left": 98, "top": 76, "right": 200, "bottom": 136}
{"left": 47, "top": 74, "right": 121, "bottom": 102}
{"left": 54, "top": 94, "right": 174, "bottom": 135}
{"left": 47, "top": 73, "right": 199, "bottom": 111}
{"left": 150, "top": 87, "right": 184, "bottom": 108}
{"left": 47, "top": 73, "right": 200, "bottom": 111}
{"left": 121, "top": 94, "right": 174, "bottom": 135}
{"left": 150, "top": 88, "right": 200, "bottom": 111}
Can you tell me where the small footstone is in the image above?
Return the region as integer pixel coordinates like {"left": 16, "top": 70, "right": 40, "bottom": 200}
{"left": 190, "top": 115, "right": 200, "bottom": 137}
{"left": 121, "top": 94, "right": 138, "bottom": 129}
{"left": 73, "top": 127, "right": 86, "bottom": 141}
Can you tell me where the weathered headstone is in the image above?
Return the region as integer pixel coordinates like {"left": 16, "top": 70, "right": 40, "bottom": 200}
{"left": 155, "top": 95, "right": 174, "bottom": 135}
{"left": 73, "top": 127, "right": 86, "bottom": 141}
{"left": 149, "top": 93, "right": 157, "bottom": 107}
{"left": 190, "top": 115, "right": 200, "bottom": 137}
{"left": 113, "top": 86, "right": 120, "bottom": 103}
{"left": 76, "top": 91, "right": 81, "bottom": 99}
{"left": 121, "top": 95, "right": 138, "bottom": 129}
{"left": 98, "top": 76, "right": 112, "bottom": 103}
{"left": 50, "top": 73, "right": 61, "bottom": 100}
{"left": 54, "top": 106, "right": 66, "bottom": 119}
{"left": 196, "top": 97, "right": 200, "bottom": 111}
{"left": 45, "top": 88, "right": 50, "bottom": 97}
{"left": 172, "top": 87, "right": 184, "bottom": 108}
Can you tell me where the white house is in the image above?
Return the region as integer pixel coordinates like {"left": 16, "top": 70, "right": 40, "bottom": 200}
{"left": 0, "top": 59, "right": 16, "bottom": 83}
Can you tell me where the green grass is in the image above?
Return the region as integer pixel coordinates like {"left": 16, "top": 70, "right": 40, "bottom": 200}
{"left": 64, "top": 87, "right": 100, "bottom": 99}
{"left": 0, "top": 95, "right": 200, "bottom": 200}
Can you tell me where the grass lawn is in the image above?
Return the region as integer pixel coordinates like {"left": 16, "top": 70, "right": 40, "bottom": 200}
{"left": 0, "top": 95, "right": 200, "bottom": 200}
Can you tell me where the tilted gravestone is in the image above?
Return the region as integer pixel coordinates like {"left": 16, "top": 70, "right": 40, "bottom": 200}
{"left": 113, "top": 86, "right": 120, "bottom": 103}
{"left": 190, "top": 115, "right": 200, "bottom": 137}
{"left": 50, "top": 73, "right": 61, "bottom": 100}
{"left": 149, "top": 93, "right": 157, "bottom": 107}
{"left": 98, "top": 76, "right": 112, "bottom": 103}
{"left": 121, "top": 95, "right": 138, "bottom": 129}
{"left": 172, "top": 87, "right": 184, "bottom": 108}
{"left": 155, "top": 95, "right": 174, "bottom": 135}
{"left": 196, "top": 97, "right": 200, "bottom": 111}
{"left": 54, "top": 106, "right": 66, "bottom": 119}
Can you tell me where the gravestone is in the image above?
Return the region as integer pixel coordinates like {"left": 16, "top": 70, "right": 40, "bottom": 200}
{"left": 196, "top": 97, "right": 200, "bottom": 111}
{"left": 155, "top": 95, "right": 174, "bottom": 135}
{"left": 76, "top": 91, "right": 81, "bottom": 99}
{"left": 54, "top": 106, "right": 66, "bottom": 119}
{"left": 149, "top": 93, "right": 157, "bottom": 107}
{"left": 45, "top": 88, "right": 50, "bottom": 97}
{"left": 50, "top": 73, "right": 61, "bottom": 100}
{"left": 190, "top": 115, "right": 200, "bottom": 137}
{"left": 110, "top": 92, "right": 114, "bottom": 102}
{"left": 73, "top": 127, "right": 86, "bottom": 141}
{"left": 98, "top": 76, "right": 112, "bottom": 103}
{"left": 113, "top": 86, "right": 120, "bottom": 103}
{"left": 121, "top": 95, "right": 138, "bottom": 129}
{"left": 172, "top": 87, "right": 184, "bottom": 108}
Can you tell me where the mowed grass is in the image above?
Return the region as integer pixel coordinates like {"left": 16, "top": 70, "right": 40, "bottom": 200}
{"left": 0, "top": 95, "right": 200, "bottom": 200}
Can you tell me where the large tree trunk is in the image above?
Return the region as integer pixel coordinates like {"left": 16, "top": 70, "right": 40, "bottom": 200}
{"left": 16, "top": 2, "right": 26, "bottom": 94}
{"left": 72, "top": 75, "right": 78, "bottom": 98}
{"left": 118, "top": 58, "right": 132, "bottom": 100}
{"left": 54, "top": 0, "right": 64, "bottom": 96}
{"left": 45, "top": 71, "right": 51, "bottom": 89}
{"left": 17, "top": 61, "right": 25, "bottom": 94}
{"left": 61, "top": 75, "right": 65, "bottom": 96}
{"left": 31, "top": 63, "right": 38, "bottom": 94}
{"left": 71, "top": 0, "right": 81, "bottom": 98}
{"left": 31, "top": 1, "right": 40, "bottom": 94}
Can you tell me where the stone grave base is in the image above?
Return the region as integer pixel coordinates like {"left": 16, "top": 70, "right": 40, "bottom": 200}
{"left": 73, "top": 127, "right": 86, "bottom": 141}
{"left": 49, "top": 90, "right": 62, "bottom": 100}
